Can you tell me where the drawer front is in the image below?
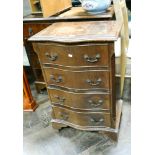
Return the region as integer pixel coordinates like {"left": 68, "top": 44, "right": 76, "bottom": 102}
{"left": 23, "top": 23, "right": 50, "bottom": 39}
{"left": 37, "top": 44, "right": 109, "bottom": 67}
{"left": 48, "top": 89, "right": 111, "bottom": 110}
{"left": 52, "top": 106, "right": 111, "bottom": 127}
{"left": 44, "top": 67, "right": 109, "bottom": 89}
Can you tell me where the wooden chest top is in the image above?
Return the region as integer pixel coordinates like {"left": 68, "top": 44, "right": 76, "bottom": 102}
{"left": 29, "top": 21, "right": 122, "bottom": 43}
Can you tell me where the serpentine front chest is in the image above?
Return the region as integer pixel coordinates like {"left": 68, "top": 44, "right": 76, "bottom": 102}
{"left": 29, "top": 21, "right": 122, "bottom": 141}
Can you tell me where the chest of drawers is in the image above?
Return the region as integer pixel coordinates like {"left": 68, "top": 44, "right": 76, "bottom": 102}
{"left": 29, "top": 21, "right": 122, "bottom": 141}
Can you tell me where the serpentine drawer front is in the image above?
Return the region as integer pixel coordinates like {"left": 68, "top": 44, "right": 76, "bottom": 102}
{"left": 29, "top": 21, "right": 122, "bottom": 135}
{"left": 52, "top": 105, "right": 111, "bottom": 127}
{"left": 36, "top": 43, "right": 109, "bottom": 67}
{"left": 48, "top": 88, "right": 111, "bottom": 110}
{"left": 43, "top": 67, "right": 110, "bottom": 89}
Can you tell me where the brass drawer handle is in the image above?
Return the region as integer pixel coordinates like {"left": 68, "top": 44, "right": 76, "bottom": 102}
{"left": 28, "top": 27, "right": 33, "bottom": 36}
{"left": 84, "top": 54, "right": 100, "bottom": 63}
{"left": 45, "top": 53, "right": 58, "bottom": 61}
{"left": 59, "top": 112, "right": 69, "bottom": 121}
{"left": 90, "top": 118, "right": 104, "bottom": 124}
{"left": 88, "top": 99, "right": 103, "bottom": 107}
{"left": 53, "top": 95, "right": 65, "bottom": 105}
{"left": 50, "top": 75, "right": 63, "bottom": 83}
{"left": 86, "top": 78, "right": 102, "bottom": 86}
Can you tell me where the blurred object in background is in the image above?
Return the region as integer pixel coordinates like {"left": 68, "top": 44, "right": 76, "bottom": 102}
{"left": 72, "top": 0, "right": 131, "bottom": 11}
{"left": 126, "top": 0, "right": 131, "bottom": 11}
{"left": 72, "top": 0, "right": 81, "bottom": 6}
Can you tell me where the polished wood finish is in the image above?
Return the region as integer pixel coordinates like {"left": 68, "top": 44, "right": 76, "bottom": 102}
{"left": 23, "top": 68, "right": 38, "bottom": 111}
{"left": 52, "top": 105, "right": 111, "bottom": 127}
{"left": 29, "top": 0, "right": 72, "bottom": 17}
{"left": 29, "top": 21, "right": 122, "bottom": 141}
{"left": 35, "top": 43, "right": 110, "bottom": 67}
{"left": 44, "top": 67, "right": 110, "bottom": 89}
{"left": 48, "top": 88, "right": 111, "bottom": 110}
{"left": 29, "top": 21, "right": 122, "bottom": 43}
{"left": 52, "top": 101, "right": 122, "bottom": 133}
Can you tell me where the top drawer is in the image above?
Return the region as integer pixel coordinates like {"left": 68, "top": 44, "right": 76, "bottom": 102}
{"left": 36, "top": 44, "right": 110, "bottom": 67}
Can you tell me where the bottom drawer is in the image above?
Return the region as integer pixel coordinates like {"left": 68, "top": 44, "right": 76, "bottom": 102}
{"left": 52, "top": 106, "right": 111, "bottom": 127}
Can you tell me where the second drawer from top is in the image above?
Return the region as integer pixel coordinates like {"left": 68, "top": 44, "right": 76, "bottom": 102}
{"left": 43, "top": 67, "right": 110, "bottom": 90}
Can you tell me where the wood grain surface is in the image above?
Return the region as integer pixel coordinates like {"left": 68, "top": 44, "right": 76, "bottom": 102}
{"left": 52, "top": 105, "right": 111, "bottom": 127}
{"left": 29, "top": 20, "right": 122, "bottom": 141}
{"left": 29, "top": 21, "right": 122, "bottom": 43}
{"left": 48, "top": 88, "right": 111, "bottom": 110}
{"left": 43, "top": 67, "right": 110, "bottom": 89}
{"left": 36, "top": 43, "right": 110, "bottom": 67}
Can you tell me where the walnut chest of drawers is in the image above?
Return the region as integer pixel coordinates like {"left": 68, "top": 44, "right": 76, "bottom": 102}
{"left": 29, "top": 21, "right": 122, "bottom": 141}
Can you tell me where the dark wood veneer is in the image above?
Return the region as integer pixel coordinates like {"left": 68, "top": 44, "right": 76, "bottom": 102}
{"left": 29, "top": 21, "right": 122, "bottom": 141}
